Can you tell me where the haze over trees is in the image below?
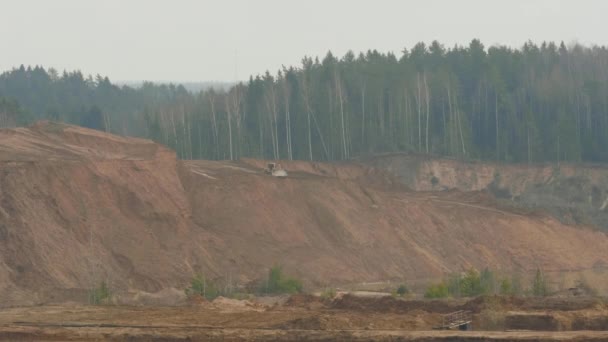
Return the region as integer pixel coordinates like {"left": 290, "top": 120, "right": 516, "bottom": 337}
{"left": 1, "top": 40, "right": 607, "bottom": 163}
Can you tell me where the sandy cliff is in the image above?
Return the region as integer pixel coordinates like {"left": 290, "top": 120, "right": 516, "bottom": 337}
{"left": 1, "top": 123, "right": 608, "bottom": 305}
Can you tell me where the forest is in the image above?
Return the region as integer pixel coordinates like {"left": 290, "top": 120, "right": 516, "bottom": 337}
{"left": 1, "top": 39, "right": 607, "bottom": 163}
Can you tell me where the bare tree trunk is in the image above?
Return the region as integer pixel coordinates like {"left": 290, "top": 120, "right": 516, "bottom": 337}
{"left": 417, "top": 73, "right": 422, "bottom": 152}
{"left": 442, "top": 95, "right": 447, "bottom": 153}
{"left": 527, "top": 124, "right": 531, "bottom": 165}
{"left": 259, "top": 115, "right": 264, "bottom": 159}
{"left": 495, "top": 90, "right": 499, "bottom": 160}
{"left": 271, "top": 86, "right": 279, "bottom": 160}
{"left": 185, "top": 110, "right": 193, "bottom": 160}
{"left": 264, "top": 84, "right": 279, "bottom": 160}
{"left": 300, "top": 73, "right": 314, "bottom": 160}
{"left": 170, "top": 110, "right": 179, "bottom": 156}
{"left": 283, "top": 78, "right": 293, "bottom": 160}
{"left": 447, "top": 85, "right": 454, "bottom": 156}
{"left": 403, "top": 88, "right": 408, "bottom": 147}
{"left": 160, "top": 110, "right": 169, "bottom": 145}
{"left": 361, "top": 81, "right": 366, "bottom": 149}
{"left": 103, "top": 112, "right": 110, "bottom": 133}
{"left": 424, "top": 72, "right": 430, "bottom": 154}
{"left": 335, "top": 71, "right": 348, "bottom": 159}
{"left": 198, "top": 121, "right": 203, "bottom": 159}
{"left": 311, "top": 108, "right": 330, "bottom": 160}
{"left": 225, "top": 95, "right": 234, "bottom": 161}
{"left": 180, "top": 106, "right": 188, "bottom": 160}
{"left": 557, "top": 132, "right": 560, "bottom": 167}
{"left": 455, "top": 97, "right": 466, "bottom": 156}
{"left": 209, "top": 93, "right": 220, "bottom": 159}
{"left": 328, "top": 85, "right": 335, "bottom": 160}
{"left": 235, "top": 86, "right": 243, "bottom": 160}
{"left": 405, "top": 88, "right": 412, "bottom": 147}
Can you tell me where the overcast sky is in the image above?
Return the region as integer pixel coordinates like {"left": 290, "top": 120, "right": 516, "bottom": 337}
{"left": 1, "top": 0, "right": 606, "bottom": 82}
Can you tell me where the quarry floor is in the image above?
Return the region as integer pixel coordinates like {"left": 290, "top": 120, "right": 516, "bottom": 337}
{"left": 1, "top": 295, "right": 608, "bottom": 341}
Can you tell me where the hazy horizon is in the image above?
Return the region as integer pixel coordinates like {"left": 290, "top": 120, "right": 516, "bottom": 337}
{"left": 1, "top": 0, "right": 607, "bottom": 82}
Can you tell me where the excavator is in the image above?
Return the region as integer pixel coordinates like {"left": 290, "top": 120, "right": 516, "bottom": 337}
{"left": 264, "top": 162, "right": 288, "bottom": 177}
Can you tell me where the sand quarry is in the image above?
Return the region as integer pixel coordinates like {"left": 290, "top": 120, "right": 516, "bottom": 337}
{"left": 2, "top": 122, "right": 608, "bottom": 340}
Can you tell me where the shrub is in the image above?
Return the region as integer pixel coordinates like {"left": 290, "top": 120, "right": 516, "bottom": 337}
{"left": 575, "top": 277, "right": 598, "bottom": 296}
{"left": 263, "top": 266, "right": 303, "bottom": 294}
{"left": 89, "top": 280, "right": 111, "bottom": 305}
{"left": 460, "top": 268, "right": 483, "bottom": 297}
{"left": 532, "top": 268, "right": 548, "bottom": 297}
{"left": 431, "top": 176, "right": 440, "bottom": 186}
{"left": 228, "top": 292, "right": 251, "bottom": 300}
{"left": 446, "top": 268, "right": 486, "bottom": 298}
{"left": 320, "top": 287, "right": 337, "bottom": 300}
{"left": 396, "top": 284, "right": 410, "bottom": 296}
{"left": 424, "top": 282, "right": 449, "bottom": 299}
{"left": 499, "top": 277, "right": 513, "bottom": 295}
{"left": 477, "top": 296, "right": 506, "bottom": 330}
{"left": 185, "top": 274, "right": 219, "bottom": 300}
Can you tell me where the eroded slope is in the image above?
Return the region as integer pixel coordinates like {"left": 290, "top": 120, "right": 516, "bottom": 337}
{"left": 1, "top": 123, "right": 608, "bottom": 305}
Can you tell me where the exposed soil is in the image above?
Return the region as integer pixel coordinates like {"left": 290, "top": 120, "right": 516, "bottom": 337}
{"left": 2, "top": 123, "right": 608, "bottom": 306}
{"left": 363, "top": 153, "right": 608, "bottom": 231}
{"left": 1, "top": 296, "right": 608, "bottom": 341}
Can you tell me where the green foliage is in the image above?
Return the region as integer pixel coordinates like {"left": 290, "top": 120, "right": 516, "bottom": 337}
{"left": 89, "top": 281, "right": 111, "bottom": 305}
{"left": 396, "top": 284, "right": 410, "bottom": 296}
{"left": 185, "top": 274, "right": 219, "bottom": 300}
{"left": 0, "top": 96, "right": 31, "bottom": 127}
{"left": 320, "top": 287, "right": 337, "bottom": 300}
{"left": 479, "top": 268, "right": 496, "bottom": 295}
{"left": 424, "top": 282, "right": 449, "bottom": 299}
{"left": 3, "top": 41, "right": 608, "bottom": 163}
{"left": 430, "top": 176, "right": 439, "bottom": 186}
{"left": 499, "top": 277, "right": 513, "bottom": 295}
{"left": 263, "top": 266, "right": 303, "bottom": 294}
{"left": 445, "top": 268, "right": 490, "bottom": 298}
{"left": 459, "top": 268, "right": 482, "bottom": 297}
{"left": 81, "top": 105, "right": 106, "bottom": 131}
{"left": 532, "top": 268, "right": 548, "bottom": 297}
{"left": 435, "top": 268, "right": 505, "bottom": 298}
{"left": 228, "top": 292, "right": 252, "bottom": 300}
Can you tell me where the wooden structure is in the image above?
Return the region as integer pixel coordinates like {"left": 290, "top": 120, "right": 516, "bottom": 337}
{"left": 435, "top": 310, "right": 472, "bottom": 330}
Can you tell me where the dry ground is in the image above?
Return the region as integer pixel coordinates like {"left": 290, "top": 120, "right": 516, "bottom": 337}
{"left": 1, "top": 295, "right": 608, "bottom": 341}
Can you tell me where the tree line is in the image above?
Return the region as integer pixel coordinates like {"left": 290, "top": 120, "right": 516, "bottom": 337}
{"left": 1, "top": 40, "right": 607, "bottom": 163}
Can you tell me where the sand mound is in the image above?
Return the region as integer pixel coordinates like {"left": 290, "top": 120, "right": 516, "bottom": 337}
{"left": 211, "top": 296, "right": 265, "bottom": 312}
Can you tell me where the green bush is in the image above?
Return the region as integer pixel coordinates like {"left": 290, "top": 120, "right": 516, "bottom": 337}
{"left": 480, "top": 268, "right": 496, "bottom": 295}
{"left": 446, "top": 268, "right": 487, "bottom": 298}
{"left": 424, "top": 282, "right": 449, "bottom": 298}
{"left": 431, "top": 176, "right": 440, "bottom": 186}
{"left": 263, "top": 266, "right": 303, "bottom": 294}
{"left": 499, "top": 277, "right": 513, "bottom": 295}
{"left": 532, "top": 268, "right": 548, "bottom": 297}
{"left": 460, "top": 268, "right": 482, "bottom": 297}
{"left": 228, "top": 292, "right": 251, "bottom": 300}
{"left": 89, "top": 281, "right": 111, "bottom": 305}
{"left": 396, "top": 284, "right": 410, "bottom": 296}
{"left": 185, "top": 274, "right": 219, "bottom": 300}
{"left": 320, "top": 287, "right": 337, "bottom": 300}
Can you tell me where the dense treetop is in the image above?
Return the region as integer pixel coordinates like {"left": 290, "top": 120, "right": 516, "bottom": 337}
{"left": 1, "top": 40, "right": 607, "bottom": 163}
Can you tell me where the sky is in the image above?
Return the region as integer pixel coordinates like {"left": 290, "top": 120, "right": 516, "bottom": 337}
{"left": 0, "top": 0, "right": 606, "bottom": 82}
